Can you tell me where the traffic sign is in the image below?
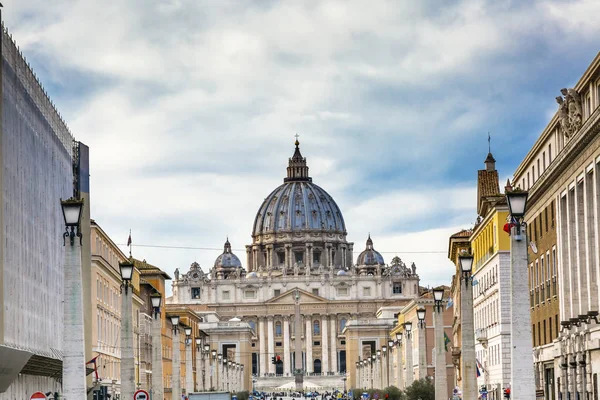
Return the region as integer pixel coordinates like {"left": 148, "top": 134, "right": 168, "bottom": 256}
{"left": 134, "top": 389, "right": 150, "bottom": 400}
{"left": 30, "top": 393, "right": 47, "bottom": 400}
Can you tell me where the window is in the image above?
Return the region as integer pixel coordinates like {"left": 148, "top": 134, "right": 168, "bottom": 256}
{"left": 244, "top": 290, "right": 256, "bottom": 299}
{"left": 528, "top": 172, "right": 530, "bottom": 188}
{"left": 275, "top": 341, "right": 282, "bottom": 347}
{"left": 222, "top": 290, "right": 230, "bottom": 300}
{"left": 275, "top": 321, "right": 282, "bottom": 336}
{"left": 363, "top": 287, "right": 371, "bottom": 297}
{"left": 248, "top": 320, "right": 256, "bottom": 331}
{"left": 295, "top": 252, "right": 304, "bottom": 264}
{"left": 393, "top": 283, "right": 402, "bottom": 294}
{"left": 192, "top": 287, "right": 201, "bottom": 299}
{"left": 278, "top": 252, "right": 285, "bottom": 265}
{"left": 532, "top": 166, "right": 535, "bottom": 182}
{"left": 549, "top": 144, "right": 552, "bottom": 162}
{"left": 339, "top": 318, "right": 347, "bottom": 333}
{"left": 551, "top": 200, "right": 555, "bottom": 227}
{"left": 537, "top": 160, "right": 540, "bottom": 178}
{"left": 337, "top": 287, "right": 348, "bottom": 296}
{"left": 274, "top": 289, "right": 281, "bottom": 297}
{"left": 341, "top": 340, "right": 346, "bottom": 345}
{"left": 313, "top": 251, "right": 321, "bottom": 264}
{"left": 312, "top": 288, "right": 319, "bottom": 296}
{"left": 313, "top": 341, "right": 320, "bottom": 346}
{"left": 314, "top": 321, "right": 320, "bottom": 335}
{"left": 545, "top": 208, "right": 549, "bottom": 232}
{"left": 543, "top": 152, "right": 546, "bottom": 170}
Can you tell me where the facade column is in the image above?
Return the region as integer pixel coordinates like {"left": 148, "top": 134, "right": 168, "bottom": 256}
{"left": 396, "top": 345, "right": 404, "bottom": 389}
{"left": 330, "top": 316, "right": 338, "bottom": 373}
{"left": 259, "top": 317, "right": 266, "bottom": 376}
{"left": 121, "top": 286, "right": 135, "bottom": 400}
{"left": 284, "top": 316, "right": 291, "bottom": 376}
{"left": 434, "top": 308, "right": 448, "bottom": 400}
{"left": 306, "top": 316, "right": 313, "bottom": 373}
{"left": 321, "top": 314, "right": 329, "bottom": 374}
{"left": 461, "top": 278, "right": 477, "bottom": 400}
{"left": 405, "top": 334, "right": 413, "bottom": 386}
{"left": 196, "top": 350, "right": 203, "bottom": 391}
{"left": 268, "top": 316, "right": 275, "bottom": 374}
{"left": 205, "top": 353, "right": 211, "bottom": 390}
{"left": 246, "top": 247, "right": 252, "bottom": 272}
{"left": 510, "top": 224, "right": 536, "bottom": 400}
{"left": 285, "top": 245, "right": 292, "bottom": 270}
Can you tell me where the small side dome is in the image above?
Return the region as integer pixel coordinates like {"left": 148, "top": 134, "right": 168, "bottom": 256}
{"left": 356, "top": 235, "right": 385, "bottom": 265}
{"left": 229, "top": 317, "right": 242, "bottom": 322}
{"left": 246, "top": 271, "right": 258, "bottom": 279}
{"left": 337, "top": 270, "right": 348, "bottom": 276}
{"left": 214, "top": 238, "right": 243, "bottom": 279}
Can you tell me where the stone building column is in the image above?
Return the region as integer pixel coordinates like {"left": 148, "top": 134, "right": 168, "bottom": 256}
{"left": 305, "top": 244, "right": 310, "bottom": 269}
{"left": 306, "top": 316, "right": 313, "bottom": 373}
{"left": 286, "top": 245, "right": 292, "bottom": 270}
{"left": 246, "top": 247, "right": 252, "bottom": 272}
{"left": 322, "top": 314, "right": 329, "bottom": 374}
{"left": 284, "top": 316, "right": 291, "bottom": 376}
{"left": 434, "top": 309, "right": 448, "bottom": 400}
{"left": 418, "top": 322, "right": 427, "bottom": 380}
{"left": 330, "top": 316, "right": 338, "bottom": 373}
{"left": 268, "top": 316, "right": 275, "bottom": 374}
{"left": 396, "top": 345, "right": 404, "bottom": 389}
{"left": 259, "top": 317, "right": 266, "bottom": 376}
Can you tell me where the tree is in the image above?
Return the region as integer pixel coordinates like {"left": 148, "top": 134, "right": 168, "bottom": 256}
{"left": 383, "top": 386, "right": 404, "bottom": 400}
{"left": 403, "top": 379, "right": 434, "bottom": 400}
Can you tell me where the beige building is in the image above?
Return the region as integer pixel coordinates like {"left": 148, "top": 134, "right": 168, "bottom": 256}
{"left": 90, "top": 220, "right": 144, "bottom": 397}
{"left": 167, "top": 140, "right": 422, "bottom": 390}
{"left": 512, "top": 52, "right": 600, "bottom": 399}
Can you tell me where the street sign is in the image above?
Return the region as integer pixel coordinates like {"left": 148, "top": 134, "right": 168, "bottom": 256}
{"left": 30, "top": 393, "right": 47, "bottom": 400}
{"left": 134, "top": 389, "right": 150, "bottom": 400}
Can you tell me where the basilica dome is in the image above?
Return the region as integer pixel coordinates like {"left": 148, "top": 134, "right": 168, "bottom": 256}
{"left": 252, "top": 140, "right": 346, "bottom": 237}
{"left": 356, "top": 235, "right": 385, "bottom": 266}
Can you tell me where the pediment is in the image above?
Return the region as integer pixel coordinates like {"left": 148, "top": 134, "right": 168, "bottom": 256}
{"left": 266, "top": 288, "right": 327, "bottom": 304}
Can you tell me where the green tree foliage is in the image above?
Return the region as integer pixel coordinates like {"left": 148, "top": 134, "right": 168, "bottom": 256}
{"left": 383, "top": 386, "right": 404, "bottom": 400}
{"left": 403, "top": 379, "right": 435, "bottom": 400}
{"left": 236, "top": 390, "right": 250, "bottom": 400}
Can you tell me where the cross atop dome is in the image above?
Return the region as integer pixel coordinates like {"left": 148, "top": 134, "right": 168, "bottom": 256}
{"left": 285, "top": 136, "right": 312, "bottom": 182}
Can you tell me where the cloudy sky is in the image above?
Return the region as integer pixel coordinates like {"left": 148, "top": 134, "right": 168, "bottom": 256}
{"left": 5, "top": 0, "right": 599, "bottom": 293}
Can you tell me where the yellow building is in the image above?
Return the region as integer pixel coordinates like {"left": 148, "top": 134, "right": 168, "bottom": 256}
{"left": 90, "top": 221, "right": 144, "bottom": 397}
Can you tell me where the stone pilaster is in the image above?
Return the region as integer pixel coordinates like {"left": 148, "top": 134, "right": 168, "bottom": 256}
{"left": 284, "top": 316, "right": 291, "bottom": 376}
{"left": 510, "top": 226, "right": 536, "bottom": 400}
{"left": 152, "top": 315, "right": 164, "bottom": 398}
{"left": 330, "top": 316, "right": 338, "bottom": 373}
{"left": 259, "top": 317, "right": 266, "bottom": 376}
{"left": 321, "top": 314, "right": 329, "bottom": 373}
{"left": 306, "top": 316, "right": 313, "bottom": 373}
{"left": 268, "top": 316, "right": 275, "bottom": 374}
{"left": 434, "top": 308, "right": 448, "bottom": 400}
{"left": 172, "top": 330, "right": 181, "bottom": 400}
{"left": 186, "top": 342, "right": 193, "bottom": 394}
{"left": 63, "top": 242, "right": 87, "bottom": 399}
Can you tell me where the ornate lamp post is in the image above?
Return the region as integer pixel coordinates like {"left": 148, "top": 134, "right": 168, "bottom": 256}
{"left": 395, "top": 332, "right": 404, "bottom": 389}
{"left": 211, "top": 350, "right": 217, "bottom": 390}
{"left": 184, "top": 326, "right": 194, "bottom": 394}
{"left": 151, "top": 293, "right": 164, "bottom": 399}
{"left": 371, "top": 355, "right": 376, "bottom": 389}
{"left": 387, "top": 340, "right": 394, "bottom": 389}
{"left": 60, "top": 198, "right": 86, "bottom": 399}
{"left": 416, "top": 308, "right": 427, "bottom": 380}
{"left": 403, "top": 322, "right": 413, "bottom": 386}
{"left": 217, "top": 353, "right": 223, "bottom": 390}
{"left": 458, "top": 252, "right": 477, "bottom": 400}
{"left": 376, "top": 349, "right": 382, "bottom": 389}
{"left": 119, "top": 259, "right": 135, "bottom": 400}
{"left": 355, "top": 361, "right": 360, "bottom": 389}
{"left": 506, "top": 189, "right": 535, "bottom": 400}
{"left": 195, "top": 338, "right": 203, "bottom": 391}
{"left": 170, "top": 315, "right": 181, "bottom": 399}
{"left": 432, "top": 287, "right": 447, "bottom": 400}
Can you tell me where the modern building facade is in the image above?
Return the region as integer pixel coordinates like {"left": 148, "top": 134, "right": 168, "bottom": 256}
{"left": 512, "top": 52, "right": 600, "bottom": 400}
{"left": 167, "top": 140, "right": 422, "bottom": 390}
{"left": 0, "top": 23, "right": 87, "bottom": 398}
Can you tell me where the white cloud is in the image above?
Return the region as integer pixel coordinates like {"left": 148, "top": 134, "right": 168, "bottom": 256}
{"left": 3, "top": 0, "right": 599, "bottom": 294}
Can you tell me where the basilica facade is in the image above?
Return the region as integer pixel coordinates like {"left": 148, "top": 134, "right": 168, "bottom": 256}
{"left": 168, "top": 140, "right": 421, "bottom": 389}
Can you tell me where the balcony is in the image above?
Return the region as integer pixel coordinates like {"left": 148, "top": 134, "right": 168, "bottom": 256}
{"left": 475, "top": 329, "right": 488, "bottom": 348}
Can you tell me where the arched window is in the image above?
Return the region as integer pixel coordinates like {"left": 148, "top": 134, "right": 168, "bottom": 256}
{"left": 248, "top": 320, "right": 256, "bottom": 332}
{"left": 275, "top": 321, "right": 282, "bottom": 336}
{"left": 314, "top": 320, "right": 320, "bottom": 335}
{"left": 339, "top": 318, "right": 347, "bottom": 333}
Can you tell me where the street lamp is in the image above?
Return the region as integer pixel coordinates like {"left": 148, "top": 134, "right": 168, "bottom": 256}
{"left": 151, "top": 292, "right": 164, "bottom": 399}
{"left": 388, "top": 340, "right": 394, "bottom": 348}
{"left": 403, "top": 322, "right": 412, "bottom": 339}
{"left": 184, "top": 326, "right": 194, "bottom": 394}
{"left": 417, "top": 308, "right": 426, "bottom": 329}
{"left": 458, "top": 250, "right": 477, "bottom": 400}
{"left": 196, "top": 337, "right": 202, "bottom": 350}
{"left": 119, "top": 259, "right": 135, "bottom": 400}
{"left": 60, "top": 198, "right": 86, "bottom": 399}
{"left": 170, "top": 315, "right": 181, "bottom": 399}
{"left": 432, "top": 287, "right": 444, "bottom": 313}
{"left": 506, "top": 188, "right": 535, "bottom": 400}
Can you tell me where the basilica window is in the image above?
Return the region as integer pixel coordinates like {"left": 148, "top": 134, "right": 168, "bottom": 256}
{"left": 222, "top": 290, "right": 230, "bottom": 300}
{"left": 278, "top": 252, "right": 285, "bottom": 265}
{"left": 274, "top": 289, "right": 281, "bottom": 297}
{"left": 275, "top": 321, "right": 282, "bottom": 336}
{"left": 392, "top": 283, "right": 402, "bottom": 294}
{"left": 363, "top": 287, "right": 371, "bottom": 297}
{"left": 295, "top": 252, "right": 304, "bottom": 264}
{"left": 337, "top": 287, "right": 348, "bottom": 296}
{"left": 314, "top": 320, "right": 320, "bottom": 335}
{"left": 244, "top": 290, "right": 256, "bottom": 299}
{"left": 313, "top": 251, "right": 321, "bottom": 265}
{"left": 312, "top": 288, "right": 319, "bottom": 296}
{"left": 339, "top": 318, "right": 347, "bottom": 333}
{"left": 192, "top": 287, "right": 201, "bottom": 299}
